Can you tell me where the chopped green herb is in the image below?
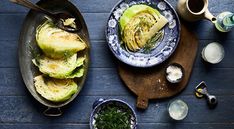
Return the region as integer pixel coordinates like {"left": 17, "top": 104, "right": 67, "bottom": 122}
{"left": 143, "top": 30, "right": 163, "bottom": 53}
{"left": 94, "top": 105, "right": 132, "bottom": 129}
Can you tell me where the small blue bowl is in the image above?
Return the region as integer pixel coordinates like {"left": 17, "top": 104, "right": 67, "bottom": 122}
{"left": 90, "top": 98, "right": 137, "bottom": 129}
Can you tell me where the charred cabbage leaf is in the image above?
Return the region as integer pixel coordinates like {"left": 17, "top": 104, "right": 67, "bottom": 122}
{"left": 34, "top": 75, "right": 78, "bottom": 102}
{"left": 36, "top": 20, "right": 86, "bottom": 59}
{"left": 119, "top": 5, "right": 168, "bottom": 52}
{"left": 32, "top": 54, "right": 85, "bottom": 79}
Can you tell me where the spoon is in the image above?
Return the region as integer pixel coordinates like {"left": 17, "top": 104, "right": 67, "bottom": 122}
{"left": 10, "top": 0, "right": 80, "bottom": 32}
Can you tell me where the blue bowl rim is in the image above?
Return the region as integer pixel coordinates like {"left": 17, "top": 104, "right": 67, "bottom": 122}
{"left": 105, "top": 0, "right": 181, "bottom": 68}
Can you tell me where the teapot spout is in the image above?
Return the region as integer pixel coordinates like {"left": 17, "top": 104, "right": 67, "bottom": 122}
{"left": 204, "top": 10, "right": 217, "bottom": 23}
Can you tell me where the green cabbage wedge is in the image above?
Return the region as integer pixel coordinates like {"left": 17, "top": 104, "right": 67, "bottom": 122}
{"left": 36, "top": 20, "right": 86, "bottom": 59}
{"left": 119, "top": 5, "right": 168, "bottom": 51}
{"left": 34, "top": 75, "right": 78, "bottom": 102}
{"left": 32, "top": 54, "right": 85, "bottom": 79}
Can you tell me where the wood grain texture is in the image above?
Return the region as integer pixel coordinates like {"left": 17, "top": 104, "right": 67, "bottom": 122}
{"left": 1, "top": 68, "right": 234, "bottom": 96}
{"left": 0, "top": 123, "right": 234, "bottom": 129}
{"left": 0, "top": 13, "right": 234, "bottom": 41}
{"left": 1, "top": 40, "right": 234, "bottom": 68}
{"left": 1, "top": 0, "right": 234, "bottom": 13}
{"left": 0, "top": 96, "right": 234, "bottom": 123}
{"left": 118, "top": 24, "right": 198, "bottom": 109}
{"left": 0, "top": 0, "right": 234, "bottom": 128}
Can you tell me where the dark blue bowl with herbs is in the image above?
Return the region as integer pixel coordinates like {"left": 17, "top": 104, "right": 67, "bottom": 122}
{"left": 90, "top": 99, "right": 137, "bottom": 129}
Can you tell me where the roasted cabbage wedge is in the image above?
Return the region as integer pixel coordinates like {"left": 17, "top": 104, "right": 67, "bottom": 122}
{"left": 119, "top": 5, "right": 168, "bottom": 51}
{"left": 32, "top": 54, "right": 85, "bottom": 79}
{"left": 34, "top": 75, "right": 78, "bottom": 102}
{"left": 36, "top": 20, "right": 86, "bottom": 59}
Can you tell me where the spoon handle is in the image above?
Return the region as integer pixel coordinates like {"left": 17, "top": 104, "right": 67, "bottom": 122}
{"left": 10, "top": 0, "right": 56, "bottom": 19}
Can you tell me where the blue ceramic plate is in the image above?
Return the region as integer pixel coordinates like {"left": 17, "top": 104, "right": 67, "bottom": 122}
{"left": 106, "top": 0, "right": 181, "bottom": 67}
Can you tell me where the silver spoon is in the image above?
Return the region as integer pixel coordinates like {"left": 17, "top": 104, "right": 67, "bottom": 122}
{"left": 10, "top": 0, "right": 80, "bottom": 32}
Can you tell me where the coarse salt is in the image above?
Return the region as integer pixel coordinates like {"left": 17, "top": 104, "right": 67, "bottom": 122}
{"left": 166, "top": 65, "right": 183, "bottom": 82}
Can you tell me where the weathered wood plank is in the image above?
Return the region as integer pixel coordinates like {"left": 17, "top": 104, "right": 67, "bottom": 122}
{"left": 0, "top": 13, "right": 107, "bottom": 41}
{"left": 0, "top": 40, "right": 19, "bottom": 68}
{"left": 0, "top": 95, "right": 234, "bottom": 123}
{"left": 1, "top": 0, "right": 233, "bottom": 13}
{"left": 186, "top": 20, "right": 234, "bottom": 40}
{"left": 0, "top": 67, "right": 234, "bottom": 96}
{"left": 0, "top": 0, "right": 233, "bottom": 128}
{"left": 1, "top": 40, "right": 234, "bottom": 68}
{"left": 0, "top": 0, "right": 120, "bottom": 13}
{"left": 0, "top": 124, "right": 90, "bottom": 129}
{"left": 0, "top": 14, "right": 25, "bottom": 41}
{"left": 0, "top": 13, "right": 234, "bottom": 41}
{"left": 137, "top": 123, "right": 234, "bottom": 129}
{"left": 193, "top": 40, "right": 234, "bottom": 68}
{"left": 0, "top": 67, "right": 132, "bottom": 96}
{"left": 0, "top": 123, "right": 233, "bottom": 129}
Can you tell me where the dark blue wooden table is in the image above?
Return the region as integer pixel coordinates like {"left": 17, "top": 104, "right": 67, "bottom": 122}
{"left": 0, "top": 0, "right": 234, "bottom": 128}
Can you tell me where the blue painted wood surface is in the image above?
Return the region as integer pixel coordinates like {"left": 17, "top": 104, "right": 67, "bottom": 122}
{"left": 0, "top": 0, "right": 234, "bottom": 128}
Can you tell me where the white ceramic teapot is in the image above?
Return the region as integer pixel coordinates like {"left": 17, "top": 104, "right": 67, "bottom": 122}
{"left": 177, "top": 0, "right": 216, "bottom": 23}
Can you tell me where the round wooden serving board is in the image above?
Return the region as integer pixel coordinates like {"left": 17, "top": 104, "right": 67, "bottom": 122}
{"left": 118, "top": 24, "right": 198, "bottom": 109}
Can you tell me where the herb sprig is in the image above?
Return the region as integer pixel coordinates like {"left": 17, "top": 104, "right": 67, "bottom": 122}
{"left": 94, "top": 105, "right": 132, "bottom": 129}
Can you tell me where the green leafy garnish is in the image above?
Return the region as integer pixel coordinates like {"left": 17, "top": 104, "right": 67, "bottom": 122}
{"left": 94, "top": 105, "right": 132, "bottom": 129}
{"left": 143, "top": 30, "right": 164, "bottom": 53}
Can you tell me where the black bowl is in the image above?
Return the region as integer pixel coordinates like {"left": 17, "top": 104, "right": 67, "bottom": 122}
{"left": 165, "top": 63, "right": 184, "bottom": 83}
